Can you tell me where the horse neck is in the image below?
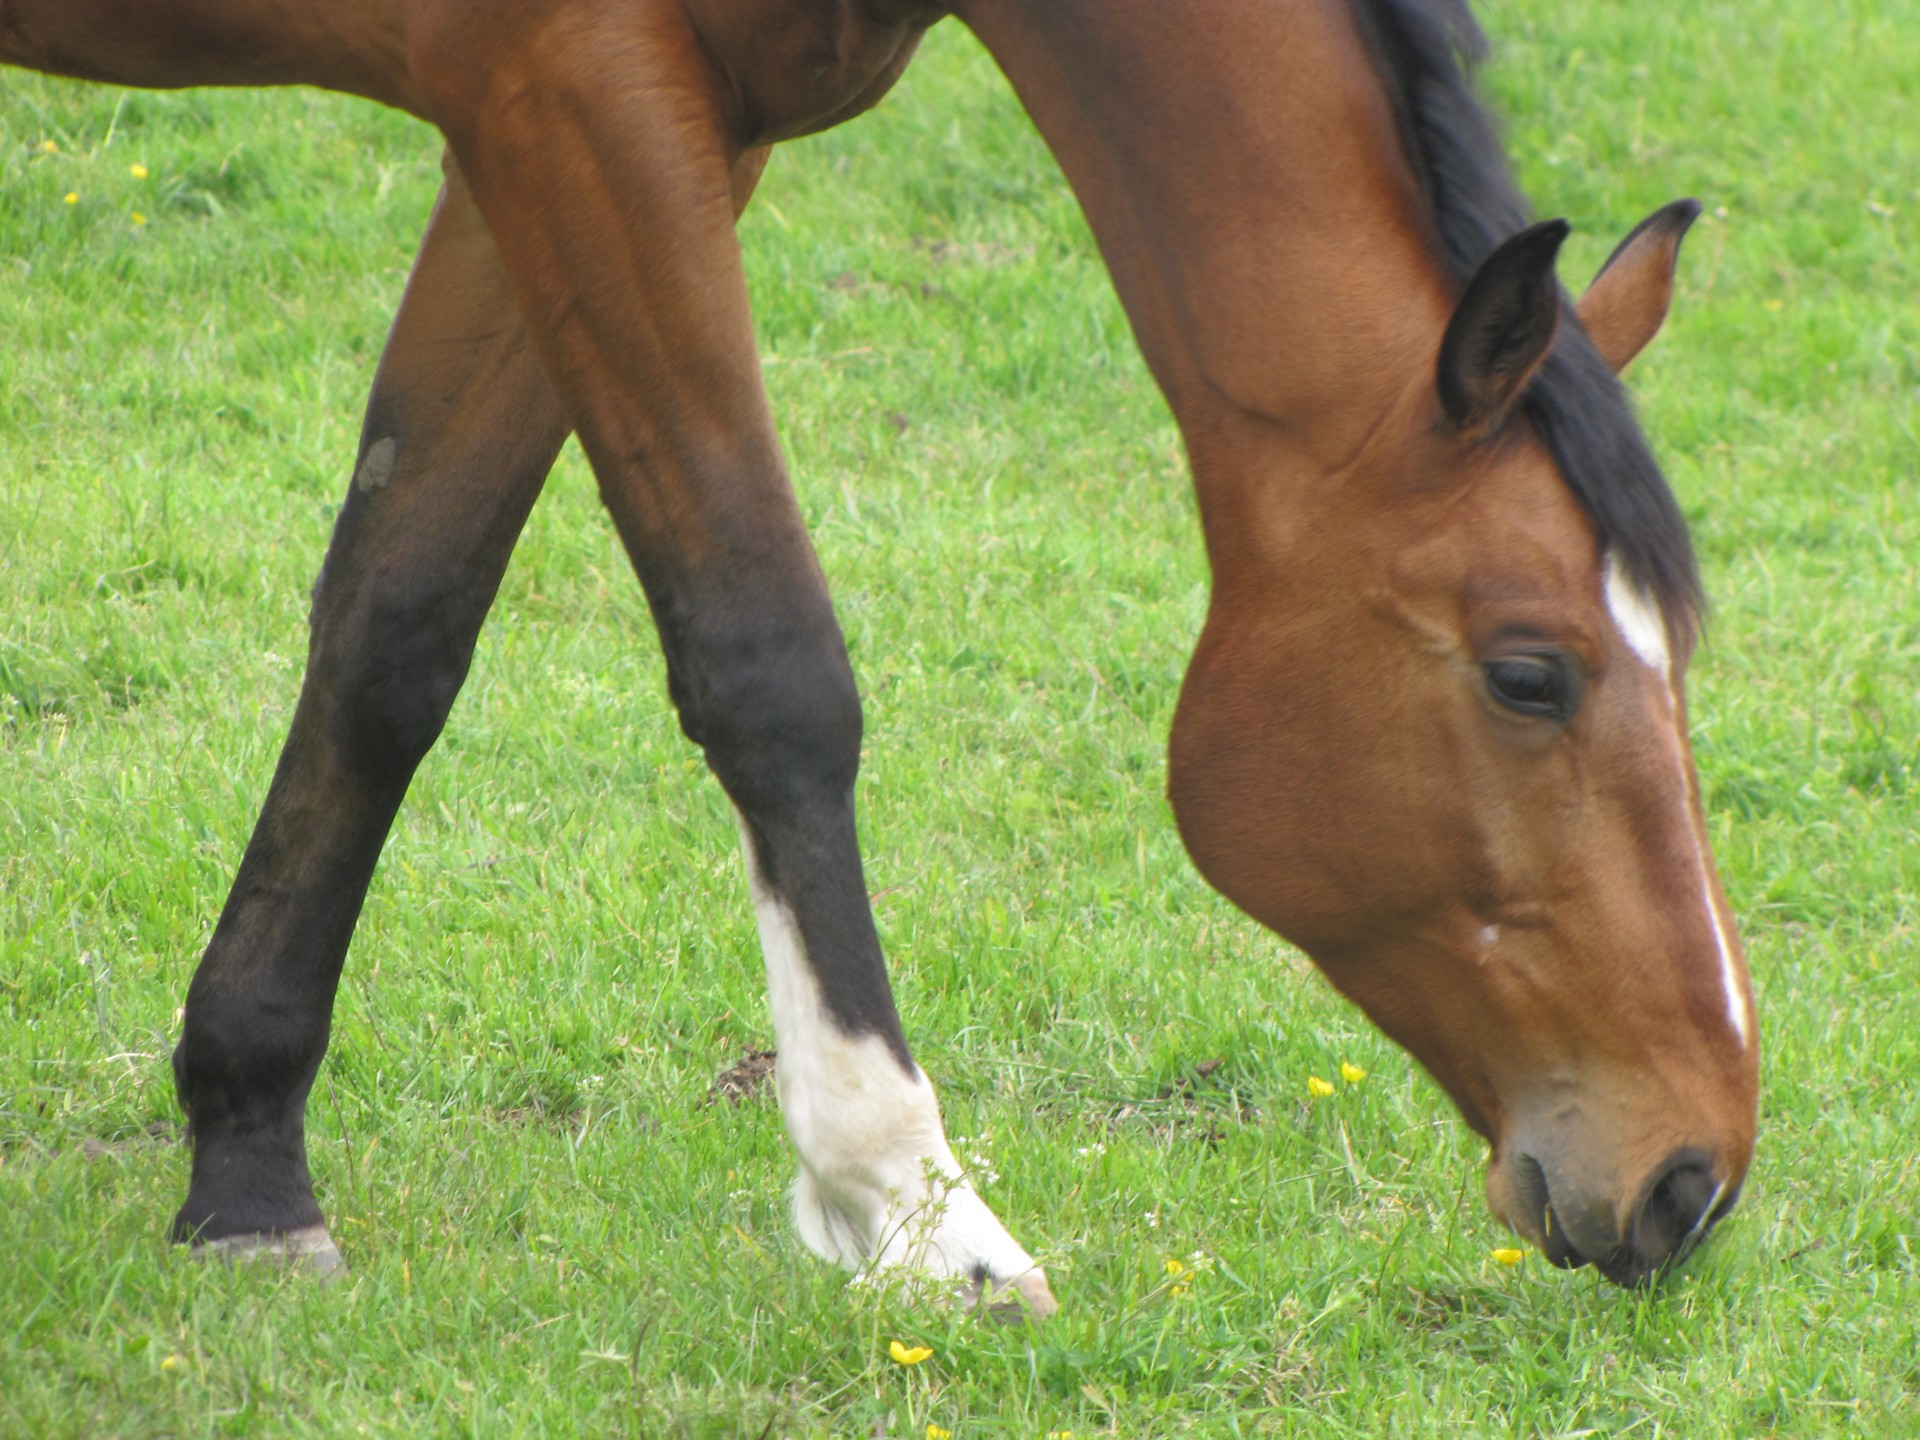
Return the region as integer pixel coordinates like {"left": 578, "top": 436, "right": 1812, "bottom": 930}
{"left": 956, "top": 0, "right": 1459, "bottom": 574}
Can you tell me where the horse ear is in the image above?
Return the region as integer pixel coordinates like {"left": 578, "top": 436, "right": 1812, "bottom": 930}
{"left": 1576, "top": 198, "right": 1701, "bottom": 373}
{"left": 1436, "top": 219, "right": 1569, "bottom": 433}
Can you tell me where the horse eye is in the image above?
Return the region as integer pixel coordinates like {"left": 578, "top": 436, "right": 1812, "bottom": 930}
{"left": 1484, "top": 655, "right": 1578, "bottom": 721}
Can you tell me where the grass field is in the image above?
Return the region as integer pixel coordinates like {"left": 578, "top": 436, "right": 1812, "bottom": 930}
{"left": 2, "top": 2, "right": 1916, "bottom": 1435}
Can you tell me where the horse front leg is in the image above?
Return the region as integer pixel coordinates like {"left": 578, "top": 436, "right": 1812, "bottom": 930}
{"left": 411, "top": 5, "right": 1054, "bottom": 1315}
{"left": 171, "top": 157, "right": 568, "bottom": 1266}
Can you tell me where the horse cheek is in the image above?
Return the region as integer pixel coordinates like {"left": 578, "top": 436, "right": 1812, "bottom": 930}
{"left": 1169, "top": 621, "right": 1368, "bottom": 954}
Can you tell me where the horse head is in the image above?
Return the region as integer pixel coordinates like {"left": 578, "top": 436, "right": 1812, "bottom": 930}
{"left": 1169, "top": 203, "right": 1758, "bottom": 1284}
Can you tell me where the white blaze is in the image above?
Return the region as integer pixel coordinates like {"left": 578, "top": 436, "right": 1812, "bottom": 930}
{"left": 1696, "top": 866, "right": 1749, "bottom": 1048}
{"left": 1603, "top": 554, "right": 1670, "bottom": 673}
{"left": 1603, "top": 555, "right": 1750, "bottom": 1049}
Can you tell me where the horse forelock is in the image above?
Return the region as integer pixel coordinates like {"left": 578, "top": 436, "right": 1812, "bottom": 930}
{"left": 1349, "top": 0, "right": 1702, "bottom": 642}
{"left": 1523, "top": 338, "right": 1702, "bottom": 644}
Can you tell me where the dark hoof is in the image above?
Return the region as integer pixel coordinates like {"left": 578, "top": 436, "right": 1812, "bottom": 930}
{"left": 194, "top": 1224, "right": 344, "bottom": 1279}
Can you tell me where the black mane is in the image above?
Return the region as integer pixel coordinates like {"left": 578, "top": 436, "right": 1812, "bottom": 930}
{"left": 1351, "top": 0, "right": 1703, "bottom": 632}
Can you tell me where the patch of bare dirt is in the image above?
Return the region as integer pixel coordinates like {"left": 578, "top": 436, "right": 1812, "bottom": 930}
{"left": 65, "top": 1122, "right": 177, "bottom": 1162}
{"left": 912, "top": 238, "right": 1036, "bottom": 267}
{"left": 707, "top": 1050, "right": 778, "bottom": 1108}
{"left": 1119, "top": 1057, "right": 1261, "bottom": 1146}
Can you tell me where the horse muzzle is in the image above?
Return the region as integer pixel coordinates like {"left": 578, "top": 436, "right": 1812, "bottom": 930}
{"left": 1494, "top": 1143, "right": 1742, "bottom": 1287}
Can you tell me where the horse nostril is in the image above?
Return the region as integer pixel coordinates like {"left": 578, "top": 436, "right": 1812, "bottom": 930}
{"left": 1604, "top": 1151, "right": 1729, "bottom": 1287}
{"left": 1510, "top": 1153, "right": 1583, "bottom": 1269}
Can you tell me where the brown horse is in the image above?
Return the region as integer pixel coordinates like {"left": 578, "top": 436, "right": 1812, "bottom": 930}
{"left": 1, "top": 0, "right": 1758, "bottom": 1305}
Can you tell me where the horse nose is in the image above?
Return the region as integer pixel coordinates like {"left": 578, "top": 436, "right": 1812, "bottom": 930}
{"left": 1596, "top": 1149, "right": 1736, "bottom": 1287}
{"left": 1505, "top": 1147, "right": 1739, "bottom": 1286}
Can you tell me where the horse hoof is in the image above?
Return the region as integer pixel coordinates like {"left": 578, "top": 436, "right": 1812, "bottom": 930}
{"left": 967, "top": 1267, "right": 1058, "bottom": 1323}
{"left": 195, "top": 1224, "right": 345, "bottom": 1279}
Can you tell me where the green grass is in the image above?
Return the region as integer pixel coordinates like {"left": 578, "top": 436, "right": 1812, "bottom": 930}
{"left": 2, "top": 2, "right": 1916, "bottom": 1434}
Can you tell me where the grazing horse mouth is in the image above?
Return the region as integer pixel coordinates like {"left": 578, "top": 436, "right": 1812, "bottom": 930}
{"left": 1509, "top": 1150, "right": 1738, "bottom": 1287}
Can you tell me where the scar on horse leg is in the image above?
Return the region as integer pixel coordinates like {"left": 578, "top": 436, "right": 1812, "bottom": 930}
{"left": 171, "top": 159, "right": 568, "bottom": 1271}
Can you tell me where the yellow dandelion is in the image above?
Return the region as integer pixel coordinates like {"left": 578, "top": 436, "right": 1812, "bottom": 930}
{"left": 131, "top": 212, "right": 147, "bottom": 226}
{"left": 41, "top": 139, "right": 58, "bottom": 154}
{"left": 1164, "top": 1258, "right": 1193, "bottom": 1296}
{"left": 160, "top": 1353, "right": 187, "bottom": 1372}
{"left": 63, "top": 192, "right": 79, "bottom": 205}
{"left": 130, "top": 163, "right": 149, "bottom": 179}
{"left": 1339, "top": 1061, "right": 1368, "bottom": 1086}
{"left": 888, "top": 1340, "right": 933, "bottom": 1366}
{"left": 926, "top": 1426, "right": 952, "bottom": 1440}
{"left": 1491, "top": 1247, "right": 1525, "bottom": 1267}
{"left": 1307, "top": 1074, "right": 1335, "bottom": 1098}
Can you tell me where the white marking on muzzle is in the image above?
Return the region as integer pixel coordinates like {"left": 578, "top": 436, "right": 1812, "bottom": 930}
{"left": 1685, "top": 1175, "right": 1731, "bottom": 1249}
{"left": 1697, "top": 867, "right": 1748, "bottom": 1047}
{"left": 1603, "top": 556, "right": 1749, "bottom": 1049}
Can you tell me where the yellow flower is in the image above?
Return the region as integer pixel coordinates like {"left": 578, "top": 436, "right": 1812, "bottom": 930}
{"left": 63, "top": 192, "right": 78, "bottom": 205}
{"left": 131, "top": 212, "right": 147, "bottom": 226}
{"left": 888, "top": 1340, "right": 933, "bottom": 1366}
{"left": 1339, "top": 1061, "right": 1368, "bottom": 1086}
{"left": 41, "top": 139, "right": 58, "bottom": 154}
{"left": 1491, "top": 1247, "right": 1525, "bottom": 1267}
{"left": 130, "top": 163, "right": 149, "bottom": 179}
{"left": 1163, "top": 1256, "right": 1192, "bottom": 1295}
{"left": 1307, "top": 1074, "right": 1335, "bottom": 1098}
{"left": 926, "top": 1426, "right": 952, "bottom": 1440}
{"left": 160, "top": 1353, "right": 186, "bottom": 1372}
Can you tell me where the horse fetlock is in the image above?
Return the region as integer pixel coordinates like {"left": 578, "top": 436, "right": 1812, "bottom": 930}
{"left": 171, "top": 1021, "right": 327, "bottom": 1244}
{"left": 172, "top": 1119, "right": 325, "bottom": 1246}
{"left": 791, "top": 1155, "right": 1055, "bottom": 1318}
{"left": 173, "top": 1005, "right": 321, "bottom": 1122}
{"left": 783, "top": 1070, "right": 1054, "bottom": 1317}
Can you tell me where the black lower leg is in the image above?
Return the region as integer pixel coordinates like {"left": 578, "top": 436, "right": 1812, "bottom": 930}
{"left": 660, "top": 572, "right": 913, "bottom": 1068}
{"left": 170, "top": 602, "right": 469, "bottom": 1240}
{"left": 171, "top": 165, "right": 566, "bottom": 1244}
{"left": 171, "top": 489, "right": 535, "bottom": 1242}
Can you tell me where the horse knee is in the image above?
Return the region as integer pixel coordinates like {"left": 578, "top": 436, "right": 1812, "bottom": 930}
{"left": 672, "top": 617, "right": 864, "bottom": 817}
{"left": 308, "top": 579, "right": 478, "bottom": 783}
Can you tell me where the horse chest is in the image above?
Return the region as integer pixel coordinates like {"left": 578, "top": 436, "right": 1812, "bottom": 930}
{"left": 684, "top": 0, "right": 939, "bottom": 144}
